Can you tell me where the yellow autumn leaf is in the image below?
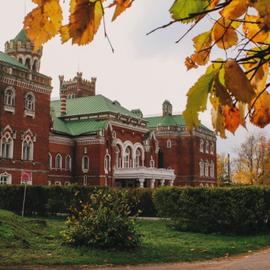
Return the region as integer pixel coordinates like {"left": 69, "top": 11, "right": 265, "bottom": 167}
{"left": 211, "top": 104, "right": 226, "bottom": 138}
{"left": 221, "top": 0, "right": 248, "bottom": 20}
{"left": 61, "top": 0, "right": 103, "bottom": 45}
{"left": 224, "top": 59, "right": 256, "bottom": 103}
{"left": 250, "top": 91, "right": 270, "bottom": 128}
{"left": 238, "top": 102, "right": 247, "bottom": 128}
{"left": 251, "top": 0, "right": 270, "bottom": 30}
{"left": 24, "top": 0, "right": 63, "bottom": 50}
{"left": 243, "top": 15, "right": 269, "bottom": 43}
{"left": 212, "top": 18, "right": 238, "bottom": 49}
{"left": 110, "top": 0, "right": 134, "bottom": 21}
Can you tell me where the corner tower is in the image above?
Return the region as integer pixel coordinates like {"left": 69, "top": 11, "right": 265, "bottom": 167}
{"left": 4, "top": 29, "right": 42, "bottom": 72}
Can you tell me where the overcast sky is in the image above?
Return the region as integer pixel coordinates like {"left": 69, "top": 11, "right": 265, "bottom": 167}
{"left": 1, "top": 0, "right": 268, "bottom": 155}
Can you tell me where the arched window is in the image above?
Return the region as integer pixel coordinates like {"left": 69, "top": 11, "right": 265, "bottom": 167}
{"left": 135, "top": 148, "right": 142, "bottom": 168}
{"left": 25, "top": 58, "right": 31, "bottom": 69}
{"left": 22, "top": 135, "right": 33, "bottom": 161}
{"left": 200, "top": 139, "right": 204, "bottom": 153}
{"left": 0, "top": 172, "right": 12, "bottom": 185}
{"left": 32, "top": 59, "right": 39, "bottom": 72}
{"left": 1, "top": 132, "right": 13, "bottom": 159}
{"left": 167, "top": 139, "right": 172, "bottom": 149}
{"left": 210, "top": 160, "right": 215, "bottom": 178}
{"left": 65, "top": 155, "right": 72, "bottom": 171}
{"left": 48, "top": 153, "right": 52, "bottom": 169}
{"left": 199, "top": 159, "right": 204, "bottom": 177}
{"left": 104, "top": 154, "right": 111, "bottom": 173}
{"left": 24, "top": 92, "right": 35, "bottom": 112}
{"left": 150, "top": 157, "right": 155, "bottom": 168}
{"left": 82, "top": 155, "right": 89, "bottom": 172}
{"left": 18, "top": 57, "right": 23, "bottom": 64}
{"left": 115, "top": 144, "right": 122, "bottom": 168}
{"left": 124, "top": 147, "right": 132, "bottom": 168}
{"left": 55, "top": 154, "right": 62, "bottom": 170}
{"left": 210, "top": 142, "right": 215, "bottom": 155}
{"left": 4, "top": 87, "right": 15, "bottom": 107}
{"left": 205, "top": 160, "right": 209, "bottom": 177}
{"left": 55, "top": 181, "right": 62, "bottom": 186}
{"left": 205, "top": 140, "right": 209, "bottom": 154}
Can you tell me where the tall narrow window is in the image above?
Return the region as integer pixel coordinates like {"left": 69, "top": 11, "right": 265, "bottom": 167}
{"left": 82, "top": 156, "right": 89, "bottom": 172}
{"left": 205, "top": 141, "right": 209, "bottom": 154}
{"left": 115, "top": 145, "right": 122, "bottom": 169}
{"left": 65, "top": 155, "right": 72, "bottom": 171}
{"left": 124, "top": 147, "right": 132, "bottom": 168}
{"left": 55, "top": 154, "right": 62, "bottom": 170}
{"left": 104, "top": 154, "right": 111, "bottom": 173}
{"left": 199, "top": 159, "right": 204, "bottom": 177}
{"left": 135, "top": 148, "right": 142, "bottom": 168}
{"left": 200, "top": 139, "right": 204, "bottom": 153}
{"left": 48, "top": 153, "right": 52, "bottom": 169}
{"left": 22, "top": 135, "right": 33, "bottom": 161}
{"left": 4, "top": 87, "right": 15, "bottom": 107}
{"left": 210, "top": 142, "right": 215, "bottom": 155}
{"left": 210, "top": 160, "right": 215, "bottom": 178}
{"left": 24, "top": 93, "right": 35, "bottom": 112}
{"left": 1, "top": 132, "right": 13, "bottom": 159}
{"left": 205, "top": 160, "right": 209, "bottom": 177}
{"left": 167, "top": 139, "right": 172, "bottom": 149}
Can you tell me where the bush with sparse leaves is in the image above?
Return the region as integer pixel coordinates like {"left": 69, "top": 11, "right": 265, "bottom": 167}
{"left": 62, "top": 188, "right": 141, "bottom": 249}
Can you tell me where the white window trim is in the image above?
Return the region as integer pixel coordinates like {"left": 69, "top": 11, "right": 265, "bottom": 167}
{"left": 104, "top": 154, "right": 111, "bottom": 174}
{"left": 82, "top": 155, "right": 89, "bottom": 173}
{"left": 65, "top": 155, "right": 72, "bottom": 171}
{"left": 0, "top": 131, "right": 14, "bottom": 159}
{"left": 167, "top": 139, "right": 172, "bottom": 149}
{"left": 48, "top": 153, "right": 52, "bottom": 169}
{"left": 200, "top": 139, "right": 204, "bottom": 153}
{"left": 205, "top": 160, "right": 209, "bottom": 177}
{"left": 21, "top": 135, "right": 34, "bottom": 161}
{"left": 24, "top": 92, "right": 35, "bottom": 118}
{"left": 4, "top": 87, "right": 15, "bottom": 113}
{"left": 0, "top": 172, "right": 12, "bottom": 185}
{"left": 199, "top": 159, "right": 204, "bottom": 177}
{"left": 55, "top": 154, "right": 63, "bottom": 170}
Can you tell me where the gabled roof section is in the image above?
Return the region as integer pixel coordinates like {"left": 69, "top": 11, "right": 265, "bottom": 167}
{"left": 145, "top": 115, "right": 185, "bottom": 129}
{"left": 51, "top": 95, "right": 142, "bottom": 119}
{"left": 0, "top": 51, "right": 27, "bottom": 70}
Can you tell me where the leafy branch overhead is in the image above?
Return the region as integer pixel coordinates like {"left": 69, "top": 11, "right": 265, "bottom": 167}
{"left": 24, "top": 0, "right": 270, "bottom": 137}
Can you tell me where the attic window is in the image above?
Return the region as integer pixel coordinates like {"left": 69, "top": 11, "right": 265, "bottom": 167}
{"left": 112, "top": 100, "right": 121, "bottom": 106}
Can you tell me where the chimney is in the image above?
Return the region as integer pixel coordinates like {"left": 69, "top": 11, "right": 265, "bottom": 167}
{"left": 60, "top": 92, "right": 67, "bottom": 116}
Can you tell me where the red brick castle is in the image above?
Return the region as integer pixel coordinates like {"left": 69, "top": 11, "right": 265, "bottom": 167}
{"left": 0, "top": 30, "right": 217, "bottom": 187}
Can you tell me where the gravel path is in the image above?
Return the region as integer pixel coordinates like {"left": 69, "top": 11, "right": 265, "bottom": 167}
{"left": 2, "top": 247, "right": 270, "bottom": 270}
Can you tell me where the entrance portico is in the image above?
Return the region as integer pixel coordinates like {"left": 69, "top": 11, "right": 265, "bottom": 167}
{"left": 114, "top": 167, "right": 175, "bottom": 188}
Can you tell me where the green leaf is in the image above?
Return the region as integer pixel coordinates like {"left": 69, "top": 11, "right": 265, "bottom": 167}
{"left": 183, "top": 72, "right": 216, "bottom": 130}
{"left": 170, "top": 0, "right": 209, "bottom": 23}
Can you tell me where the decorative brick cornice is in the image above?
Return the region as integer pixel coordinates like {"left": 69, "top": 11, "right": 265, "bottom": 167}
{"left": 49, "top": 135, "right": 74, "bottom": 145}
{"left": 76, "top": 136, "right": 105, "bottom": 145}
{"left": 0, "top": 74, "right": 52, "bottom": 95}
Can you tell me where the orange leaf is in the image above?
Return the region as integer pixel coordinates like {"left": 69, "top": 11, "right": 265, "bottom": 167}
{"left": 110, "top": 0, "right": 134, "bottom": 21}
{"left": 61, "top": 0, "right": 103, "bottom": 45}
{"left": 223, "top": 105, "right": 241, "bottom": 134}
{"left": 243, "top": 15, "right": 269, "bottom": 43}
{"left": 212, "top": 18, "right": 238, "bottom": 49}
{"left": 185, "top": 56, "right": 198, "bottom": 70}
{"left": 224, "top": 59, "right": 256, "bottom": 103}
{"left": 250, "top": 91, "right": 270, "bottom": 128}
{"left": 220, "top": 0, "right": 248, "bottom": 20}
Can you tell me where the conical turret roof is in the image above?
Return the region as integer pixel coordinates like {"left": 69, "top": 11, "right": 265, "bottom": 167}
{"left": 14, "top": 29, "right": 30, "bottom": 42}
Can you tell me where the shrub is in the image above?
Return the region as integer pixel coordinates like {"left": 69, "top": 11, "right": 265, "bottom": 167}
{"left": 62, "top": 188, "right": 141, "bottom": 249}
{"left": 153, "top": 186, "right": 270, "bottom": 234}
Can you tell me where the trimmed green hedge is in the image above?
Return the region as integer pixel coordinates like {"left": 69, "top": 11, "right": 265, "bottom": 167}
{"left": 0, "top": 185, "right": 156, "bottom": 217}
{"left": 153, "top": 186, "right": 270, "bottom": 234}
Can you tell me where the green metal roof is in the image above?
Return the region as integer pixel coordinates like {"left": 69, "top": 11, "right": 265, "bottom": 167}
{"left": 50, "top": 95, "right": 142, "bottom": 136}
{"left": 51, "top": 95, "right": 141, "bottom": 119}
{"left": 145, "top": 115, "right": 185, "bottom": 129}
{"left": 14, "top": 29, "right": 29, "bottom": 42}
{"left": 0, "top": 51, "right": 27, "bottom": 70}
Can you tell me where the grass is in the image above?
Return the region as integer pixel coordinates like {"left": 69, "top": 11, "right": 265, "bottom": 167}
{"left": 1, "top": 209, "right": 270, "bottom": 266}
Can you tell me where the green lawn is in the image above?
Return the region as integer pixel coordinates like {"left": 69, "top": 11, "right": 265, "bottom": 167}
{"left": 1, "top": 209, "right": 270, "bottom": 266}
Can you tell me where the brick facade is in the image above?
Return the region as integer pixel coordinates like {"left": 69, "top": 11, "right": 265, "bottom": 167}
{"left": 0, "top": 31, "right": 217, "bottom": 187}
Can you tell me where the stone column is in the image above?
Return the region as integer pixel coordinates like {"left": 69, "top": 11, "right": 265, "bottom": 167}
{"left": 139, "top": 178, "right": 145, "bottom": 188}
{"left": 150, "top": 179, "right": 155, "bottom": 189}
{"left": 160, "top": 179, "right": 165, "bottom": 186}
{"left": 169, "top": 180, "right": 175, "bottom": 186}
